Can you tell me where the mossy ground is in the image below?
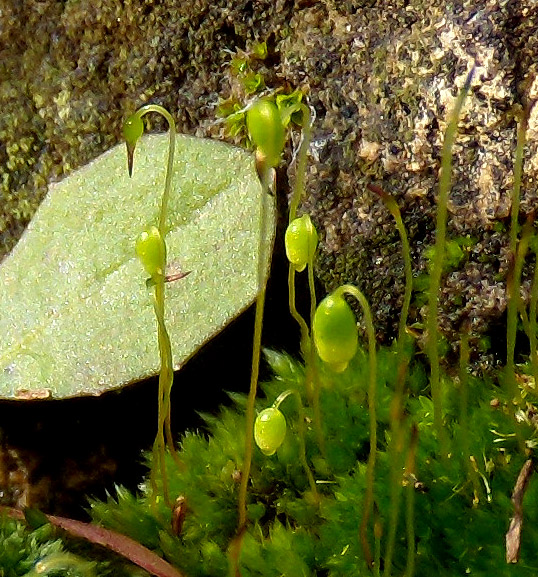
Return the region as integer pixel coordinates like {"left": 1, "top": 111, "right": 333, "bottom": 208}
{"left": 0, "top": 512, "right": 139, "bottom": 577}
{"left": 75, "top": 349, "right": 538, "bottom": 576}
{"left": 3, "top": 345, "right": 538, "bottom": 576}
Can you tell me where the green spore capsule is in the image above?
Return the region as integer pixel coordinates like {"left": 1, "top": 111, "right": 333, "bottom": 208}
{"left": 313, "top": 292, "right": 358, "bottom": 372}
{"left": 246, "top": 99, "right": 285, "bottom": 169}
{"left": 285, "top": 214, "right": 318, "bottom": 272}
{"left": 123, "top": 114, "right": 144, "bottom": 176}
{"left": 254, "top": 407, "right": 287, "bottom": 456}
{"left": 123, "top": 114, "right": 144, "bottom": 144}
{"left": 135, "top": 226, "right": 166, "bottom": 279}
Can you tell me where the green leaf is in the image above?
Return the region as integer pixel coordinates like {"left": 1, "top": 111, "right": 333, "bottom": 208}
{"left": 0, "top": 134, "right": 274, "bottom": 399}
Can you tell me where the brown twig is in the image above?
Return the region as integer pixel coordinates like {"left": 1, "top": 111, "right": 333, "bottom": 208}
{"left": 1, "top": 506, "right": 186, "bottom": 577}
{"left": 506, "top": 458, "right": 534, "bottom": 563}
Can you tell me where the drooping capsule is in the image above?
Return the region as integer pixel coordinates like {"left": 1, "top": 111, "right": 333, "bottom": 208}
{"left": 254, "top": 407, "right": 287, "bottom": 456}
{"left": 313, "top": 291, "right": 358, "bottom": 372}
{"left": 123, "top": 114, "right": 145, "bottom": 177}
{"left": 135, "top": 226, "right": 166, "bottom": 279}
{"left": 285, "top": 214, "right": 318, "bottom": 272}
{"left": 246, "top": 99, "right": 285, "bottom": 169}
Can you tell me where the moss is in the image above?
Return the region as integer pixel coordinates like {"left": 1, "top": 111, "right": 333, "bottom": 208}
{"left": 0, "top": 512, "right": 138, "bottom": 576}
{"left": 80, "top": 349, "right": 538, "bottom": 577}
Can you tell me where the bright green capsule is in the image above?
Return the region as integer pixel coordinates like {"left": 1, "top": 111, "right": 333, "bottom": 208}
{"left": 254, "top": 407, "right": 287, "bottom": 456}
{"left": 285, "top": 214, "right": 318, "bottom": 272}
{"left": 135, "top": 226, "right": 165, "bottom": 278}
{"left": 123, "top": 114, "right": 144, "bottom": 145}
{"left": 246, "top": 99, "right": 285, "bottom": 168}
{"left": 313, "top": 292, "right": 358, "bottom": 372}
{"left": 123, "top": 114, "right": 144, "bottom": 176}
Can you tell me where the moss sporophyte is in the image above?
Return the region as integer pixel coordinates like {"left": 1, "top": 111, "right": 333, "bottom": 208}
{"left": 8, "top": 64, "right": 538, "bottom": 577}
{"left": 125, "top": 104, "right": 182, "bottom": 507}
{"left": 232, "top": 97, "right": 285, "bottom": 573}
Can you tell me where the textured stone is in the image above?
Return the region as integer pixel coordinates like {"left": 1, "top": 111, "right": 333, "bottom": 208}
{"left": 280, "top": 0, "right": 538, "bottom": 370}
{"left": 2, "top": 0, "right": 538, "bottom": 371}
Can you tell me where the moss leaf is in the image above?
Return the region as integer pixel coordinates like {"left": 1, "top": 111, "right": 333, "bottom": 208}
{"left": 0, "top": 134, "right": 274, "bottom": 399}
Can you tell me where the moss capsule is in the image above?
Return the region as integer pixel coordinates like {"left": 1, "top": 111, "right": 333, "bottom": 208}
{"left": 285, "top": 214, "right": 318, "bottom": 272}
{"left": 313, "top": 292, "right": 358, "bottom": 372}
{"left": 254, "top": 407, "right": 287, "bottom": 456}
{"left": 123, "top": 114, "right": 145, "bottom": 176}
{"left": 123, "top": 114, "right": 144, "bottom": 144}
{"left": 246, "top": 99, "right": 285, "bottom": 169}
{"left": 135, "top": 226, "right": 166, "bottom": 278}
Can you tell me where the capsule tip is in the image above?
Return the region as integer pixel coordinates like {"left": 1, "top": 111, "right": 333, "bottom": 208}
{"left": 126, "top": 142, "right": 136, "bottom": 177}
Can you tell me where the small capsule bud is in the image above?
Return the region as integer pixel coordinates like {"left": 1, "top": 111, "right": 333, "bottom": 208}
{"left": 285, "top": 214, "right": 318, "bottom": 272}
{"left": 123, "top": 114, "right": 145, "bottom": 176}
{"left": 246, "top": 99, "right": 285, "bottom": 169}
{"left": 254, "top": 407, "right": 287, "bottom": 456}
{"left": 313, "top": 292, "right": 358, "bottom": 372}
{"left": 135, "top": 226, "right": 166, "bottom": 279}
{"left": 123, "top": 114, "right": 144, "bottom": 144}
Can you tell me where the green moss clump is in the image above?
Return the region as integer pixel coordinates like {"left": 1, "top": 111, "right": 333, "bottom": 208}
{"left": 0, "top": 513, "right": 139, "bottom": 577}
{"left": 1, "top": 515, "right": 63, "bottom": 576}
{"left": 84, "top": 347, "right": 538, "bottom": 577}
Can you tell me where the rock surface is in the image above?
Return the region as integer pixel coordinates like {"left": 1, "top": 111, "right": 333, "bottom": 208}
{"left": 1, "top": 0, "right": 538, "bottom": 511}
{"left": 2, "top": 0, "right": 538, "bottom": 369}
{"left": 282, "top": 1, "right": 538, "bottom": 370}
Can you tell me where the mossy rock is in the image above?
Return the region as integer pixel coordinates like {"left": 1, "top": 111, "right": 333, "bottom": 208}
{"left": 2, "top": 0, "right": 538, "bottom": 369}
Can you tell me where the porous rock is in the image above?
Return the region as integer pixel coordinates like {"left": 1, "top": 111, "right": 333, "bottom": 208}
{"left": 2, "top": 0, "right": 538, "bottom": 371}
{"left": 280, "top": 1, "right": 538, "bottom": 371}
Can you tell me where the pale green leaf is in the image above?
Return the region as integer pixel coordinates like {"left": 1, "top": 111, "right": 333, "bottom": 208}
{"left": 0, "top": 134, "right": 274, "bottom": 399}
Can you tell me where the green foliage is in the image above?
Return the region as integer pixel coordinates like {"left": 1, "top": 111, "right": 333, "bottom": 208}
{"left": 217, "top": 89, "right": 306, "bottom": 148}
{"left": 424, "top": 237, "right": 471, "bottom": 274}
{"left": 251, "top": 42, "right": 268, "bottom": 61}
{"left": 1, "top": 515, "right": 63, "bottom": 577}
{"left": 83, "top": 349, "right": 538, "bottom": 577}
{"left": 216, "top": 100, "right": 246, "bottom": 139}
{"left": 0, "top": 514, "right": 139, "bottom": 577}
{"left": 230, "top": 53, "right": 265, "bottom": 96}
{"left": 7, "top": 341, "right": 538, "bottom": 576}
{"left": 242, "top": 72, "right": 265, "bottom": 96}
{"left": 275, "top": 90, "right": 305, "bottom": 128}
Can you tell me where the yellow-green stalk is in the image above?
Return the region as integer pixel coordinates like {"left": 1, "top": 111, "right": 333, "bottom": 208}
{"left": 427, "top": 68, "right": 474, "bottom": 459}
{"left": 232, "top": 99, "right": 283, "bottom": 576}
{"left": 125, "top": 104, "right": 178, "bottom": 506}
{"left": 313, "top": 283, "right": 377, "bottom": 566}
